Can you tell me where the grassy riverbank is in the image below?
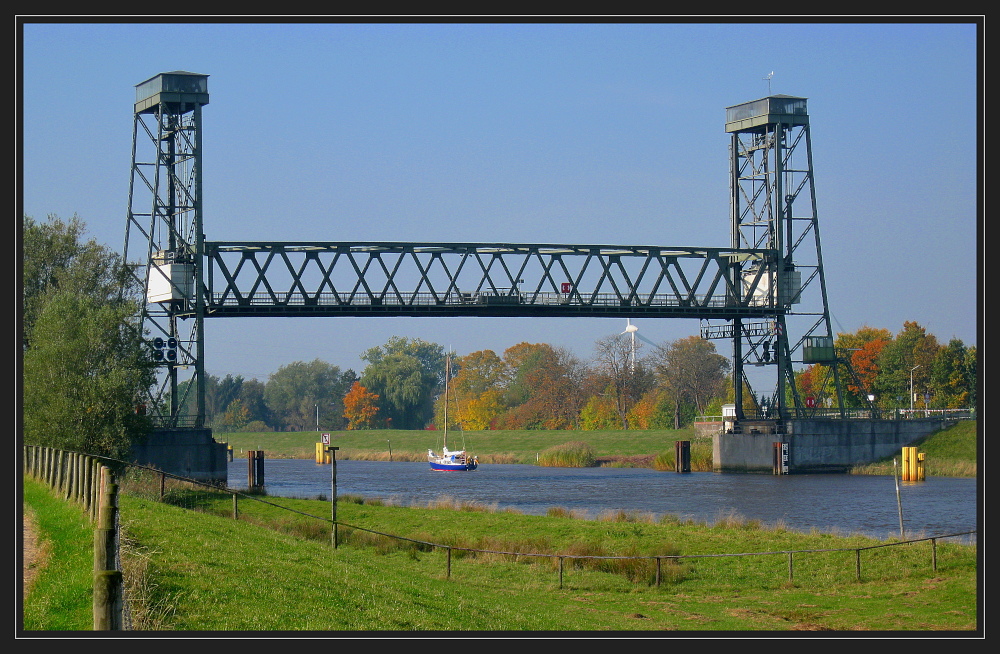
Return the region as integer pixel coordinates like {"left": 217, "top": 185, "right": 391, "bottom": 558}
{"left": 217, "top": 420, "right": 977, "bottom": 476}
{"left": 218, "top": 426, "right": 716, "bottom": 469}
{"left": 848, "top": 419, "right": 977, "bottom": 478}
{"left": 22, "top": 475, "right": 979, "bottom": 633}
{"left": 219, "top": 427, "right": 704, "bottom": 462}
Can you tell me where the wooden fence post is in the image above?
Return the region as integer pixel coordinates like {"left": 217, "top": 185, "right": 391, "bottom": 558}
{"left": 93, "top": 466, "right": 122, "bottom": 630}
{"left": 90, "top": 458, "right": 102, "bottom": 522}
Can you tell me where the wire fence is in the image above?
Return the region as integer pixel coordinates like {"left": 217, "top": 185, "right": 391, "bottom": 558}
{"left": 25, "top": 446, "right": 977, "bottom": 608}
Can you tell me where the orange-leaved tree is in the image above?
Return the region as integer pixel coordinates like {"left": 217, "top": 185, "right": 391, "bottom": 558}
{"left": 343, "top": 381, "right": 380, "bottom": 430}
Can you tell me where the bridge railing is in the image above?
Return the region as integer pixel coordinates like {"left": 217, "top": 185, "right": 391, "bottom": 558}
{"left": 202, "top": 241, "right": 787, "bottom": 318}
{"left": 208, "top": 290, "right": 736, "bottom": 310}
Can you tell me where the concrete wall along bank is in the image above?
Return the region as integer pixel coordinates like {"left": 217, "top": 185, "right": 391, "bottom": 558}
{"left": 713, "top": 418, "right": 953, "bottom": 474}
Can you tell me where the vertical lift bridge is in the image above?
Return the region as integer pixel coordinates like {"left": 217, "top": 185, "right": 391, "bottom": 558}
{"left": 123, "top": 72, "right": 864, "bottom": 431}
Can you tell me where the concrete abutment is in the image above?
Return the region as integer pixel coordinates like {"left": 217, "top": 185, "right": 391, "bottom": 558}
{"left": 713, "top": 418, "right": 955, "bottom": 474}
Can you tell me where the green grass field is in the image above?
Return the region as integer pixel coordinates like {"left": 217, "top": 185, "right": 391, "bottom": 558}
{"left": 22, "top": 421, "right": 979, "bottom": 633}
{"left": 23, "top": 476, "right": 978, "bottom": 632}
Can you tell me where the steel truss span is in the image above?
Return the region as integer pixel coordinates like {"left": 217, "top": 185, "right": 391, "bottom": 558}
{"left": 201, "top": 241, "right": 785, "bottom": 319}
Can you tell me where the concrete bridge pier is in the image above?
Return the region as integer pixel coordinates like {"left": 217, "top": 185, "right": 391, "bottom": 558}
{"left": 130, "top": 428, "right": 229, "bottom": 483}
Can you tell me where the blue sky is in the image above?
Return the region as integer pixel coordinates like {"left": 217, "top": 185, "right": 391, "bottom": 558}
{"left": 20, "top": 20, "right": 981, "bottom": 381}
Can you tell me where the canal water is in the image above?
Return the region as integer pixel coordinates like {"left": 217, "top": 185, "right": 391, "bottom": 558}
{"left": 228, "top": 459, "right": 978, "bottom": 542}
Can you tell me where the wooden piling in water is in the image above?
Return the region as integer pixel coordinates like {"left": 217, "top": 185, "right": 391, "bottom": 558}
{"left": 674, "top": 441, "right": 691, "bottom": 473}
{"left": 247, "top": 450, "right": 265, "bottom": 488}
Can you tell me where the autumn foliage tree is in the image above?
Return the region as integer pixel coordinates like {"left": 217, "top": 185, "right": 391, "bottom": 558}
{"left": 589, "top": 334, "right": 654, "bottom": 429}
{"left": 848, "top": 337, "right": 890, "bottom": 401}
{"left": 343, "top": 381, "right": 380, "bottom": 430}
{"left": 495, "top": 343, "right": 584, "bottom": 429}
{"left": 434, "top": 350, "right": 508, "bottom": 430}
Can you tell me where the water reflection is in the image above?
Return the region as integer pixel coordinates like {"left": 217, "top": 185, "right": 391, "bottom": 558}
{"left": 228, "top": 459, "right": 977, "bottom": 542}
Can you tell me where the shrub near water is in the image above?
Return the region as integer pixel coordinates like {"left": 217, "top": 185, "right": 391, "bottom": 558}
{"left": 536, "top": 441, "right": 596, "bottom": 467}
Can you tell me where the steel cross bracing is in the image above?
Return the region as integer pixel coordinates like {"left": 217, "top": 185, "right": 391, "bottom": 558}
{"left": 199, "top": 241, "right": 785, "bottom": 319}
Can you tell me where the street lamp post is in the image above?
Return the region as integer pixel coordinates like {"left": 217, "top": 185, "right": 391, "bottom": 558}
{"left": 910, "top": 366, "right": 921, "bottom": 412}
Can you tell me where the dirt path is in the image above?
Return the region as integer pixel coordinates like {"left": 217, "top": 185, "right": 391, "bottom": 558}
{"left": 22, "top": 505, "right": 42, "bottom": 598}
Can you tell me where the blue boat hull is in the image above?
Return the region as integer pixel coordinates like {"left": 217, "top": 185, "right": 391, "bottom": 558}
{"left": 429, "top": 460, "right": 478, "bottom": 472}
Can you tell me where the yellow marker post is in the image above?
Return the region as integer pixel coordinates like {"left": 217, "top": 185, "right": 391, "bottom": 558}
{"left": 900, "top": 447, "right": 925, "bottom": 481}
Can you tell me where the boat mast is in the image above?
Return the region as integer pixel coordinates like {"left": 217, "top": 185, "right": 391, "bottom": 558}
{"left": 443, "top": 354, "right": 450, "bottom": 451}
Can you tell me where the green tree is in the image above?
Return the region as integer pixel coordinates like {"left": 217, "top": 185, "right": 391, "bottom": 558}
{"left": 579, "top": 392, "right": 619, "bottom": 430}
{"left": 22, "top": 214, "right": 123, "bottom": 349}
{"left": 22, "top": 215, "right": 154, "bottom": 457}
{"left": 875, "top": 321, "right": 940, "bottom": 409}
{"left": 264, "top": 360, "right": 356, "bottom": 431}
{"left": 218, "top": 398, "right": 251, "bottom": 432}
{"left": 235, "top": 378, "right": 272, "bottom": 428}
{"left": 212, "top": 374, "right": 245, "bottom": 420}
{"left": 931, "top": 339, "right": 977, "bottom": 409}
{"left": 180, "top": 373, "right": 248, "bottom": 430}
{"left": 360, "top": 337, "right": 445, "bottom": 429}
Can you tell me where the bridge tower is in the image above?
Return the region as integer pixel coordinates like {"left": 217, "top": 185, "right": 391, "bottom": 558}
{"left": 707, "top": 95, "right": 848, "bottom": 421}
{"left": 123, "top": 72, "right": 209, "bottom": 428}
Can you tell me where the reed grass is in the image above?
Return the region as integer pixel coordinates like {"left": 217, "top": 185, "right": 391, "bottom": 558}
{"left": 536, "top": 441, "right": 596, "bottom": 467}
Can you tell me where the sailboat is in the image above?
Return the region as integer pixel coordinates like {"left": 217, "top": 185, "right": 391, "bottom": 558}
{"left": 428, "top": 354, "right": 479, "bottom": 471}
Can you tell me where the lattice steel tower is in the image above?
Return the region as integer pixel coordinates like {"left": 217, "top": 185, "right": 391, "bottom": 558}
{"left": 709, "top": 95, "right": 847, "bottom": 421}
{"left": 123, "top": 72, "right": 209, "bottom": 428}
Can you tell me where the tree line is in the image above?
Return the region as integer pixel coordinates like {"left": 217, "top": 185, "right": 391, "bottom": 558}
{"left": 794, "top": 322, "right": 977, "bottom": 412}
{"left": 188, "top": 333, "right": 733, "bottom": 433}
{"left": 203, "top": 316, "right": 976, "bottom": 434}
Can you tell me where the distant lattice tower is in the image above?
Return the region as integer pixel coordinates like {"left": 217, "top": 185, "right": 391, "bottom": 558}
{"left": 721, "top": 95, "right": 846, "bottom": 421}
{"left": 123, "top": 72, "right": 209, "bottom": 428}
